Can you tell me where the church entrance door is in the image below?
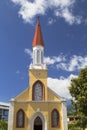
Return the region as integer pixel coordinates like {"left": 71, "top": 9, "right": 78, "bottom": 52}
{"left": 34, "top": 116, "right": 42, "bottom": 130}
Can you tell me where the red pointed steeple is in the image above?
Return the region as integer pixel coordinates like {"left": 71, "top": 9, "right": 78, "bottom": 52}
{"left": 32, "top": 18, "right": 44, "bottom": 47}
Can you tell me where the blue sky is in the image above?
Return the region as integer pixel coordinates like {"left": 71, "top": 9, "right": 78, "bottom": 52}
{"left": 0, "top": 0, "right": 87, "bottom": 102}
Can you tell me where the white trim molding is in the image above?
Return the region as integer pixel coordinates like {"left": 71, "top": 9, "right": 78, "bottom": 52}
{"left": 8, "top": 99, "right": 15, "bottom": 130}
{"left": 62, "top": 101, "right": 68, "bottom": 130}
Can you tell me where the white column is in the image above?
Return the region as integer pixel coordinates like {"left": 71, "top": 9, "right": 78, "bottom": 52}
{"left": 62, "top": 101, "right": 68, "bottom": 130}
{"left": 8, "top": 99, "right": 15, "bottom": 130}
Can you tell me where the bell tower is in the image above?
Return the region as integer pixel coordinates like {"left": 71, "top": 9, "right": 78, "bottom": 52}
{"left": 29, "top": 18, "right": 48, "bottom": 101}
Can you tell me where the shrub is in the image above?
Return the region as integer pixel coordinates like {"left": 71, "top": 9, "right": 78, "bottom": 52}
{"left": 0, "top": 120, "right": 8, "bottom": 130}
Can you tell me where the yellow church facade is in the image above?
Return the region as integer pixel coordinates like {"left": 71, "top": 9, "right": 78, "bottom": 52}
{"left": 8, "top": 19, "right": 68, "bottom": 130}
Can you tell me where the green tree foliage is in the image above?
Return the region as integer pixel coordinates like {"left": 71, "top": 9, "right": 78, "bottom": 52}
{"left": 69, "top": 67, "right": 87, "bottom": 116}
{"left": 69, "top": 67, "right": 87, "bottom": 129}
{"left": 0, "top": 120, "right": 7, "bottom": 130}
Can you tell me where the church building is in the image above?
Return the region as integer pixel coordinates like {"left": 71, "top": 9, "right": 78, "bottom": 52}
{"left": 8, "top": 19, "right": 68, "bottom": 130}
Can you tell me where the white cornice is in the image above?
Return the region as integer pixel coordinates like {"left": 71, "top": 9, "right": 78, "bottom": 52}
{"left": 11, "top": 100, "right": 65, "bottom": 104}
{"left": 29, "top": 64, "right": 47, "bottom": 70}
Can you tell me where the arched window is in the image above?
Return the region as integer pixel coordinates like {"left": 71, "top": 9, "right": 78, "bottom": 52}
{"left": 16, "top": 109, "right": 25, "bottom": 128}
{"left": 37, "top": 50, "right": 41, "bottom": 64}
{"left": 51, "top": 109, "right": 59, "bottom": 127}
{"left": 33, "top": 81, "right": 44, "bottom": 101}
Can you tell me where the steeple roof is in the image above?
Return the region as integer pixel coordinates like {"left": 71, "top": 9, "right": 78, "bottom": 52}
{"left": 32, "top": 18, "right": 44, "bottom": 47}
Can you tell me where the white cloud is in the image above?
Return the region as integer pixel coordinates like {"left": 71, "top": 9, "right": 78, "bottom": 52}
{"left": 44, "top": 57, "right": 55, "bottom": 65}
{"left": 24, "top": 48, "right": 32, "bottom": 58}
{"left": 48, "top": 74, "right": 77, "bottom": 99}
{"left": 44, "top": 55, "right": 66, "bottom": 65}
{"left": 57, "top": 55, "right": 87, "bottom": 71}
{"left": 16, "top": 70, "right": 20, "bottom": 74}
{"left": 48, "top": 18, "right": 56, "bottom": 25}
{"left": 11, "top": 0, "right": 47, "bottom": 23}
{"left": 24, "top": 48, "right": 87, "bottom": 72}
{"left": 45, "top": 55, "right": 87, "bottom": 72}
{"left": 11, "top": 0, "right": 83, "bottom": 25}
{"left": 61, "top": 8, "right": 77, "bottom": 25}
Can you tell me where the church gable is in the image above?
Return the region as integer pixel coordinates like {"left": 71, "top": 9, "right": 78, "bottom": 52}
{"left": 14, "top": 85, "right": 63, "bottom": 102}
{"left": 15, "top": 88, "right": 29, "bottom": 101}
{"left": 47, "top": 87, "right": 62, "bottom": 101}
